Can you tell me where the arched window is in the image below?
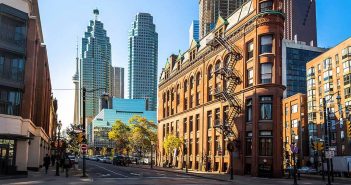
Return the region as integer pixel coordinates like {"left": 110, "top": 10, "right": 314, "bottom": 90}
{"left": 184, "top": 80, "right": 188, "bottom": 92}
{"left": 190, "top": 76, "right": 194, "bottom": 90}
{"left": 196, "top": 72, "right": 201, "bottom": 86}
{"left": 215, "top": 60, "right": 221, "bottom": 71}
{"left": 208, "top": 65, "right": 213, "bottom": 80}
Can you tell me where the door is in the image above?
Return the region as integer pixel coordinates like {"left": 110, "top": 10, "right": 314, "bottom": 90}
{"left": 0, "top": 144, "right": 9, "bottom": 175}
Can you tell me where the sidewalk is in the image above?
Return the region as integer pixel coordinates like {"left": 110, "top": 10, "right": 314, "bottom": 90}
{"left": 0, "top": 166, "right": 92, "bottom": 185}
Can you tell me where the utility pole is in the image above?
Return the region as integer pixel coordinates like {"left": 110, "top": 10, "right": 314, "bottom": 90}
{"left": 82, "top": 87, "right": 87, "bottom": 177}
{"left": 323, "top": 98, "right": 331, "bottom": 185}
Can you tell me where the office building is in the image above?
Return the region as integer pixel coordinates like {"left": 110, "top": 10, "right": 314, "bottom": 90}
{"left": 88, "top": 98, "right": 156, "bottom": 148}
{"left": 128, "top": 13, "right": 158, "bottom": 111}
{"left": 282, "top": 39, "right": 326, "bottom": 98}
{"left": 282, "top": 0, "right": 317, "bottom": 46}
{"left": 282, "top": 93, "right": 308, "bottom": 169}
{"left": 199, "top": 0, "right": 249, "bottom": 38}
{"left": 189, "top": 20, "right": 199, "bottom": 46}
{"left": 306, "top": 37, "right": 351, "bottom": 165}
{"left": 111, "top": 67, "right": 124, "bottom": 98}
{"left": 158, "top": 0, "right": 285, "bottom": 177}
{"left": 80, "top": 9, "right": 112, "bottom": 118}
{"left": 0, "top": 0, "right": 58, "bottom": 175}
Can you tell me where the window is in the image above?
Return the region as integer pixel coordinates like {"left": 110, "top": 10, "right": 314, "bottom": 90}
{"left": 223, "top": 106, "right": 228, "bottom": 125}
{"left": 246, "top": 99, "right": 253, "bottom": 122}
{"left": 196, "top": 114, "right": 200, "bottom": 131}
{"left": 215, "top": 136, "right": 220, "bottom": 156}
{"left": 196, "top": 72, "right": 201, "bottom": 86}
{"left": 335, "top": 54, "right": 339, "bottom": 64}
{"left": 259, "top": 131, "right": 273, "bottom": 156}
{"left": 0, "top": 88, "right": 22, "bottom": 115}
{"left": 184, "top": 97, "right": 188, "bottom": 110}
{"left": 307, "top": 78, "right": 315, "bottom": 86}
{"left": 184, "top": 80, "right": 188, "bottom": 92}
{"left": 207, "top": 111, "right": 212, "bottom": 129}
{"left": 196, "top": 138, "right": 199, "bottom": 155}
{"left": 336, "top": 67, "right": 340, "bottom": 77}
{"left": 260, "top": 96, "right": 272, "bottom": 120}
{"left": 342, "top": 47, "right": 351, "bottom": 59}
{"left": 246, "top": 132, "right": 252, "bottom": 156}
{"left": 0, "top": 56, "right": 4, "bottom": 77}
{"left": 259, "top": 1, "right": 273, "bottom": 12}
{"left": 208, "top": 65, "right": 213, "bottom": 80}
{"left": 208, "top": 86, "right": 213, "bottom": 101}
{"left": 183, "top": 118, "right": 187, "bottom": 133}
{"left": 307, "top": 67, "right": 315, "bottom": 77}
{"left": 291, "top": 119, "right": 298, "bottom": 128}
{"left": 189, "top": 116, "right": 193, "bottom": 132}
{"left": 291, "top": 104, "right": 298, "bottom": 113}
{"left": 196, "top": 91, "right": 200, "bottom": 106}
{"left": 215, "top": 108, "right": 220, "bottom": 126}
{"left": 190, "top": 76, "right": 194, "bottom": 90}
{"left": 343, "top": 60, "right": 351, "bottom": 74}
{"left": 261, "top": 63, "right": 272, "bottom": 84}
{"left": 189, "top": 94, "right": 193, "bottom": 108}
{"left": 260, "top": 35, "right": 273, "bottom": 54}
{"left": 247, "top": 41, "right": 254, "bottom": 60}
{"left": 207, "top": 137, "right": 212, "bottom": 155}
{"left": 247, "top": 68, "right": 253, "bottom": 87}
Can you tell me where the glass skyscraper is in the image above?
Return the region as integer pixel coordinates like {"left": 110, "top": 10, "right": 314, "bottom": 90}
{"left": 80, "top": 9, "right": 112, "bottom": 118}
{"left": 128, "top": 13, "right": 158, "bottom": 111}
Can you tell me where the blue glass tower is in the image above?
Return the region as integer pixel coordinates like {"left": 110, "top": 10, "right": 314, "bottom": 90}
{"left": 80, "top": 9, "right": 112, "bottom": 117}
{"left": 128, "top": 13, "right": 158, "bottom": 111}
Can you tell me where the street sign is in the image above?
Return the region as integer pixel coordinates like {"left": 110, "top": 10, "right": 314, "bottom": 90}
{"left": 81, "top": 144, "right": 87, "bottom": 151}
{"left": 325, "top": 150, "right": 335, "bottom": 159}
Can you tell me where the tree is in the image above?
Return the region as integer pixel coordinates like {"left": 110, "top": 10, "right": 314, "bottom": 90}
{"left": 66, "top": 124, "right": 80, "bottom": 154}
{"left": 108, "top": 120, "right": 130, "bottom": 155}
{"left": 128, "top": 115, "right": 157, "bottom": 157}
{"left": 163, "top": 134, "right": 182, "bottom": 165}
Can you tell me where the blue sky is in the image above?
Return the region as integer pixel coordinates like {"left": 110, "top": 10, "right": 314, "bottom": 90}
{"left": 38, "top": 0, "right": 351, "bottom": 128}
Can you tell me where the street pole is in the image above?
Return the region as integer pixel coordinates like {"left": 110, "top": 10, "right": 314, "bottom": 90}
{"left": 55, "top": 122, "right": 61, "bottom": 176}
{"left": 293, "top": 150, "right": 298, "bottom": 185}
{"left": 151, "top": 143, "right": 153, "bottom": 169}
{"left": 82, "top": 87, "right": 87, "bottom": 177}
{"left": 323, "top": 99, "right": 331, "bottom": 185}
{"left": 230, "top": 150, "right": 233, "bottom": 180}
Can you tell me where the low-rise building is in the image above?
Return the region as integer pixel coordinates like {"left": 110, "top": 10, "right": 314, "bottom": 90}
{"left": 88, "top": 98, "right": 156, "bottom": 149}
{"left": 282, "top": 93, "right": 308, "bottom": 169}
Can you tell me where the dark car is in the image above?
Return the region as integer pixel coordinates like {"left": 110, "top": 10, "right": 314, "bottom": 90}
{"left": 113, "top": 155, "right": 126, "bottom": 166}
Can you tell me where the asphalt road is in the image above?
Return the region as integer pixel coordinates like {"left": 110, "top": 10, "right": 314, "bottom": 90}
{"left": 85, "top": 160, "right": 230, "bottom": 184}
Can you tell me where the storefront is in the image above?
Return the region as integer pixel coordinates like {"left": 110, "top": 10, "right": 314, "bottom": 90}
{"left": 0, "top": 139, "right": 16, "bottom": 175}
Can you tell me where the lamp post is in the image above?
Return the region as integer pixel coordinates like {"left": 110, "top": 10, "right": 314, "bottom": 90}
{"left": 55, "top": 120, "right": 62, "bottom": 176}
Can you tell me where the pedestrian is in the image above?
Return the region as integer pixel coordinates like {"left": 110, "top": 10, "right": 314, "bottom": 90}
{"left": 51, "top": 154, "right": 56, "bottom": 166}
{"left": 63, "top": 154, "right": 72, "bottom": 177}
{"left": 43, "top": 154, "right": 51, "bottom": 174}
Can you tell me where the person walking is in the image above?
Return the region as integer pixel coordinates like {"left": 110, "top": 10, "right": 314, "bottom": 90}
{"left": 63, "top": 154, "right": 72, "bottom": 177}
{"left": 43, "top": 154, "right": 51, "bottom": 174}
{"left": 51, "top": 154, "right": 56, "bottom": 166}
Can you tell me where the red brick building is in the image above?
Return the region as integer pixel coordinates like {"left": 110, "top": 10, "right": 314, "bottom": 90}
{"left": 158, "top": 0, "right": 285, "bottom": 177}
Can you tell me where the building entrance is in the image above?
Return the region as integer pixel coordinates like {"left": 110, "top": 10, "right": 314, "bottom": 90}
{"left": 0, "top": 139, "right": 16, "bottom": 175}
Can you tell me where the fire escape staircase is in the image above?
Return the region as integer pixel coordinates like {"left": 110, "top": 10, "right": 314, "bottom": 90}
{"left": 210, "top": 35, "right": 243, "bottom": 141}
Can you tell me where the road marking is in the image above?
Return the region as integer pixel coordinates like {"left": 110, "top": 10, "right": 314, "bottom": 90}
{"left": 91, "top": 164, "right": 128, "bottom": 178}
{"left": 130, "top": 173, "right": 140, "bottom": 176}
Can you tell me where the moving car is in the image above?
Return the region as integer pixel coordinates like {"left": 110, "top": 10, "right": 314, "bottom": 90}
{"left": 298, "top": 166, "right": 317, "bottom": 174}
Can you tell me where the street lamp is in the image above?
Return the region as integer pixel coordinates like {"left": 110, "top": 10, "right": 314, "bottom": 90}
{"left": 56, "top": 120, "right": 62, "bottom": 176}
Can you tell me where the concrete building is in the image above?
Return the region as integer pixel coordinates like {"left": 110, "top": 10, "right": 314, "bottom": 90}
{"left": 88, "top": 98, "right": 156, "bottom": 148}
{"left": 199, "top": 0, "right": 249, "bottom": 38}
{"left": 306, "top": 37, "right": 351, "bottom": 165}
{"left": 189, "top": 20, "right": 199, "bottom": 46}
{"left": 158, "top": 0, "right": 285, "bottom": 177}
{"left": 282, "top": 39, "right": 326, "bottom": 98}
{"left": 282, "top": 0, "right": 317, "bottom": 46}
{"left": 80, "top": 9, "right": 112, "bottom": 118}
{"left": 128, "top": 13, "right": 158, "bottom": 111}
{"left": 282, "top": 93, "right": 308, "bottom": 169}
{"left": 0, "top": 0, "right": 58, "bottom": 175}
{"left": 111, "top": 67, "right": 124, "bottom": 98}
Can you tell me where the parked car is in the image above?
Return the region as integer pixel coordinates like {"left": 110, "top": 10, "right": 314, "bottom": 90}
{"left": 113, "top": 155, "right": 126, "bottom": 166}
{"left": 298, "top": 166, "right": 317, "bottom": 174}
{"left": 104, "top": 157, "right": 112, "bottom": 164}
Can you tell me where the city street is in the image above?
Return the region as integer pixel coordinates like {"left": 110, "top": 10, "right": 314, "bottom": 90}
{"left": 1, "top": 160, "right": 351, "bottom": 185}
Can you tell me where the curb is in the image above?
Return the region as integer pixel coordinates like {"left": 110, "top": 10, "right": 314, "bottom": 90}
{"left": 0, "top": 175, "right": 27, "bottom": 180}
{"left": 130, "top": 165, "right": 231, "bottom": 182}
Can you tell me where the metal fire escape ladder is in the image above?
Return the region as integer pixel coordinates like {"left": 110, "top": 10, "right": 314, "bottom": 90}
{"left": 212, "top": 35, "right": 243, "bottom": 140}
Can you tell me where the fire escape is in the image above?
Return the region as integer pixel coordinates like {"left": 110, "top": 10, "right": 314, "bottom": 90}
{"left": 208, "top": 35, "right": 242, "bottom": 146}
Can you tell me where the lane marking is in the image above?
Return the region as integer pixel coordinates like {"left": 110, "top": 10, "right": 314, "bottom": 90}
{"left": 91, "top": 164, "right": 128, "bottom": 178}
{"left": 130, "top": 173, "right": 140, "bottom": 176}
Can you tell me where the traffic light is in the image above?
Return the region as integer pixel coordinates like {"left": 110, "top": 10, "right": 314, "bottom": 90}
{"left": 347, "top": 121, "right": 351, "bottom": 138}
{"left": 312, "top": 141, "right": 324, "bottom": 151}
{"left": 77, "top": 133, "right": 83, "bottom": 143}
